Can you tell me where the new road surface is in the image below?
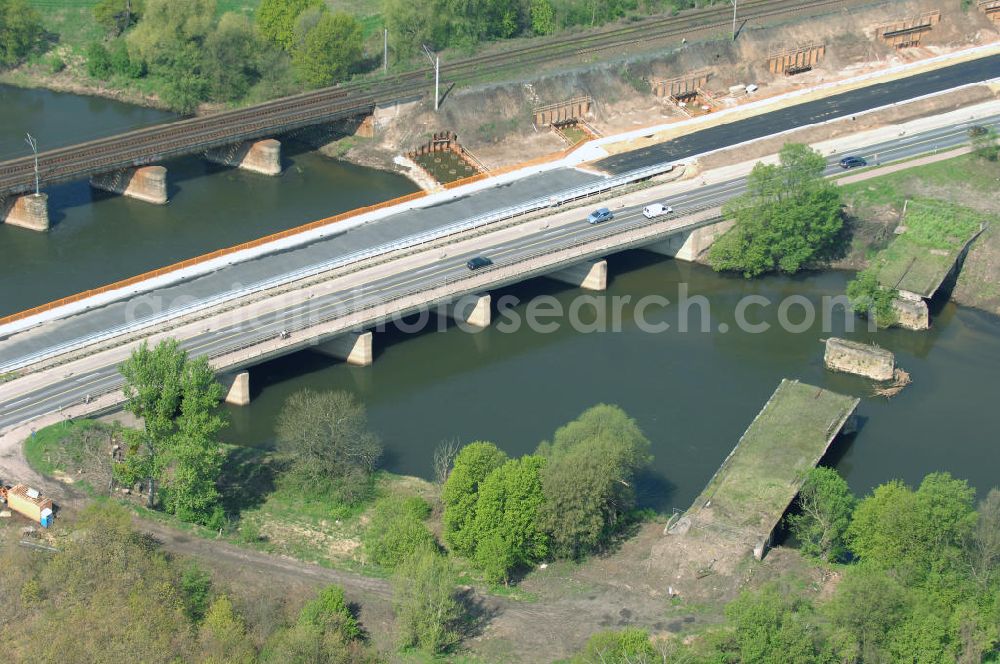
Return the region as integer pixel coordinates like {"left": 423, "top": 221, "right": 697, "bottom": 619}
{"left": 1, "top": 114, "right": 997, "bottom": 432}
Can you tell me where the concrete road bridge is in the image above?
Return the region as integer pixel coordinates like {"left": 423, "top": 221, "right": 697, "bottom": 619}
{"left": 0, "top": 0, "right": 929, "bottom": 231}
{"left": 1, "top": 106, "right": 998, "bottom": 436}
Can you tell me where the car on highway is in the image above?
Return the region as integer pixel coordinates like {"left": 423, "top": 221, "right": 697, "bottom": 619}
{"left": 587, "top": 207, "right": 614, "bottom": 224}
{"left": 466, "top": 256, "right": 492, "bottom": 271}
{"left": 838, "top": 155, "right": 867, "bottom": 169}
{"left": 968, "top": 125, "right": 989, "bottom": 138}
{"left": 642, "top": 203, "right": 673, "bottom": 219}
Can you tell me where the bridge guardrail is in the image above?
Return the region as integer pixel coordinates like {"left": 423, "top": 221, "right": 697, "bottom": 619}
{"left": 0, "top": 161, "right": 675, "bottom": 373}
{"left": 37, "top": 199, "right": 724, "bottom": 414}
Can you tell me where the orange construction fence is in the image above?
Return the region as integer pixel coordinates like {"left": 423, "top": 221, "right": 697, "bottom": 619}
{"left": 0, "top": 137, "right": 594, "bottom": 328}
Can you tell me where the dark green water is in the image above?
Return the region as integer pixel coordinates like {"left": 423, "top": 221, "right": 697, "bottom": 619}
{"left": 222, "top": 253, "right": 1000, "bottom": 510}
{"left": 0, "top": 85, "right": 417, "bottom": 316}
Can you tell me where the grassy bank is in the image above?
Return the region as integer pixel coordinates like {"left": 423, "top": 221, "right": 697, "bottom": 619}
{"left": 24, "top": 418, "right": 438, "bottom": 573}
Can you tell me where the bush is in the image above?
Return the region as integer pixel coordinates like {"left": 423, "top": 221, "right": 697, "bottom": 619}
{"left": 362, "top": 496, "right": 436, "bottom": 569}
{"left": 846, "top": 269, "right": 898, "bottom": 329}
{"left": 0, "top": 0, "right": 44, "bottom": 67}
{"left": 572, "top": 627, "right": 659, "bottom": 664}
{"left": 46, "top": 54, "right": 65, "bottom": 74}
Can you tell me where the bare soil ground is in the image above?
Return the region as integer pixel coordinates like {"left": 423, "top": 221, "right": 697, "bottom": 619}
{"left": 341, "top": 0, "right": 1000, "bottom": 179}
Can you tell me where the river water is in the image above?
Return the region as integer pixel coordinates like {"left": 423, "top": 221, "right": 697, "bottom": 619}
{"left": 5, "top": 85, "right": 998, "bottom": 509}
{"left": 223, "top": 254, "right": 1000, "bottom": 509}
{"left": 0, "top": 85, "right": 417, "bottom": 316}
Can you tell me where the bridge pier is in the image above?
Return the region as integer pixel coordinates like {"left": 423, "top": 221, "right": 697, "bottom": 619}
{"left": 892, "top": 291, "right": 930, "bottom": 330}
{"left": 547, "top": 259, "right": 607, "bottom": 291}
{"left": 90, "top": 166, "right": 168, "bottom": 205}
{"left": 644, "top": 220, "right": 733, "bottom": 262}
{"left": 0, "top": 193, "right": 49, "bottom": 231}
{"left": 315, "top": 331, "right": 373, "bottom": 366}
{"left": 446, "top": 294, "right": 491, "bottom": 330}
{"left": 204, "top": 139, "right": 282, "bottom": 176}
{"left": 220, "top": 371, "right": 251, "bottom": 406}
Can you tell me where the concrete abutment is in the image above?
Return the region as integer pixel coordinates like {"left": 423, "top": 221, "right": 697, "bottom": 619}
{"left": 220, "top": 371, "right": 251, "bottom": 406}
{"left": 446, "top": 294, "right": 491, "bottom": 329}
{"left": 892, "top": 291, "right": 930, "bottom": 330}
{"left": 90, "top": 166, "right": 168, "bottom": 204}
{"left": 644, "top": 219, "right": 733, "bottom": 262}
{"left": 204, "top": 139, "right": 282, "bottom": 176}
{"left": 547, "top": 259, "right": 607, "bottom": 291}
{"left": 0, "top": 193, "right": 49, "bottom": 231}
{"left": 315, "top": 331, "right": 373, "bottom": 366}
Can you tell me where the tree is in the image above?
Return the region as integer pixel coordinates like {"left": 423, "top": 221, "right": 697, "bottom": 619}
{"left": 127, "top": 0, "right": 215, "bottom": 112}
{"left": 709, "top": 142, "right": 844, "bottom": 278}
{"left": 117, "top": 339, "right": 227, "bottom": 523}
{"left": 470, "top": 455, "right": 548, "bottom": 584}
{"left": 530, "top": 0, "right": 556, "bottom": 35}
{"left": 262, "top": 584, "right": 371, "bottom": 662}
{"left": 362, "top": 496, "right": 436, "bottom": 569}
{"left": 292, "top": 12, "right": 363, "bottom": 88}
{"left": 381, "top": 0, "right": 441, "bottom": 58}
{"left": 86, "top": 41, "right": 113, "bottom": 79}
{"left": 204, "top": 13, "right": 260, "bottom": 102}
{"left": 442, "top": 441, "right": 507, "bottom": 555}
{"left": 846, "top": 268, "right": 898, "bottom": 329}
{"left": 848, "top": 473, "right": 977, "bottom": 578}
{"left": 93, "top": 0, "right": 144, "bottom": 37}
{"left": 118, "top": 338, "right": 187, "bottom": 506}
{"left": 198, "top": 596, "right": 257, "bottom": 664}
{"left": 298, "top": 585, "right": 361, "bottom": 641}
{"left": 967, "top": 488, "right": 1000, "bottom": 588}
{"left": 275, "top": 389, "right": 382, "bottom": 501}
{"left": 725, "top": 585, "right": 824, "bottom": 664}
{"left": 827, "top": 565, "right": 909, "bottom": 663}
{"left": 787, "top": 466, "right": 856, "bottom": 562}
{"left": 0, "top": 0, "right": 43, "bottom": 66}
{"left": 392, "top": 548, "right": 463, "bottom": 654}
{"left": 256, "top": 0, "right": 322, "bottom": 51}
{"left": 110, "top": 38, "right": 144, "bottom": 77}
{"left": 537, "top": 404, "right": 652, "bottom": 559}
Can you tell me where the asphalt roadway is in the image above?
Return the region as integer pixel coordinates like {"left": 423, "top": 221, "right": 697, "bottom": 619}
{"left": 2, "top": 113, "right": 998, "bottom": 432}
{"left": 596, "top": 54, "right": 1000, "bottom": 173}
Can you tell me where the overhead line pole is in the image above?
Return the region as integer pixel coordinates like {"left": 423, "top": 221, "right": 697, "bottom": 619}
{"left": 422, "top": 44, "right": 440, "bottom": 111}
{"left": 25, "top": 133, "right": 39, "bottom": 196}
{"left": 731, "top": 0, "right": 738, "bottom": 41}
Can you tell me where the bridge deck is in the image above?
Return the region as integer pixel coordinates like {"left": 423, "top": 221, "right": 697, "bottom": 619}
{"left": 673, "top": 379, "right": 858, "bottom": 557}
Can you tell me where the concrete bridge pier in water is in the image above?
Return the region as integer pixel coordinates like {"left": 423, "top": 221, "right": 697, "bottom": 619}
{"left": 0, "top": 193, "right": 50, "bottom": 231}
{"left": 90, "top": 166, "right": 169, "bottom": 205}
{"left": 204, "top": 139, "right": 282, "bottom": 176}
{"left": 547, "top": 259, "right": 608, "bottom": 291}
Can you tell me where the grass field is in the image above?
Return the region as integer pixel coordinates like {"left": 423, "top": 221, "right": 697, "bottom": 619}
{"left": 691, "top": 380, "right": 858, "bottom": 536}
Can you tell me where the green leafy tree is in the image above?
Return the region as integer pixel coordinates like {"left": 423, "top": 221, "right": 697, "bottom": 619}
{"left": 537, "top": 404, "right": 652, "bottom": 559}
{"left": 256, "top": 0, "right": 322, "bottom": 51}
{"left": 204, "top": 13, "right": 260, "bottom": 102}
{"left": 362, "top": 495, "right": 436, "bottom": 569}
{"left": 709, "top": 142, "right": 844, "bottom": 277}
{"left": 530, "top": 0, "right": 556, "bottom": 35}
{"left": 846, "top": 268, "right": 898, "bottom": 329}
{"left": 298, "top": 585, "right": 361, "bottom": 641}
{"left": 787, "top": 466, "right": 856, "bottom": 562}
{"left": 392, "top": 548, "right": 463, "bottom": 654}
{"left": 826, "top": 565, "right": 909, "bottom": 663}
{"left": 725, "top": 585, "right": 825, "bottom": 664}
{"left": 262, "top": 584, "right": 371, "bottom": 662}
{"left": 197, "top": 596, "right": 257, "bottom": 664}
{"left": 127, "top": 0, "right": 215, "bottom": 112}
{"left": 118, "top": 339, "right": 227, "bottom": 523}
{"left": 275, "top": 389, "right": 382, "bottom": 502}
{"left": 109, "top": 38, "right": 144, "bottom": 77}
{"left": 0, "top": 0, "right": 43, "bottom": 66}
{"left": 93, "top": 0, "right": 144, "bottom": 36}
{"left": 572, "top": 627, "right": 659, "bottom": 664}
{"left": 470, "top": 455, "right": 548, "bottom": 584}
{"left": 848, "top": 472, "right": 977, "bottom": 579}
{"left": 442, "top": 441, "right": 507, "bottom": 555}
{"left": 967, "top": 488, "right": 1000, "bottom": 588}
{"left": 86, "top": 41, "right": 114, "bottom": 79}
{"left": 292, "top": 12, "right": 363, "bottom": 88}
{"left": 381, "top": 0, "right": 441, "bottom": 58}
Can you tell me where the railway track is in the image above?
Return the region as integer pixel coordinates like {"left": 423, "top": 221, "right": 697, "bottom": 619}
{"left": 0, "top": 0, "right": 857, "bottom": 195}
